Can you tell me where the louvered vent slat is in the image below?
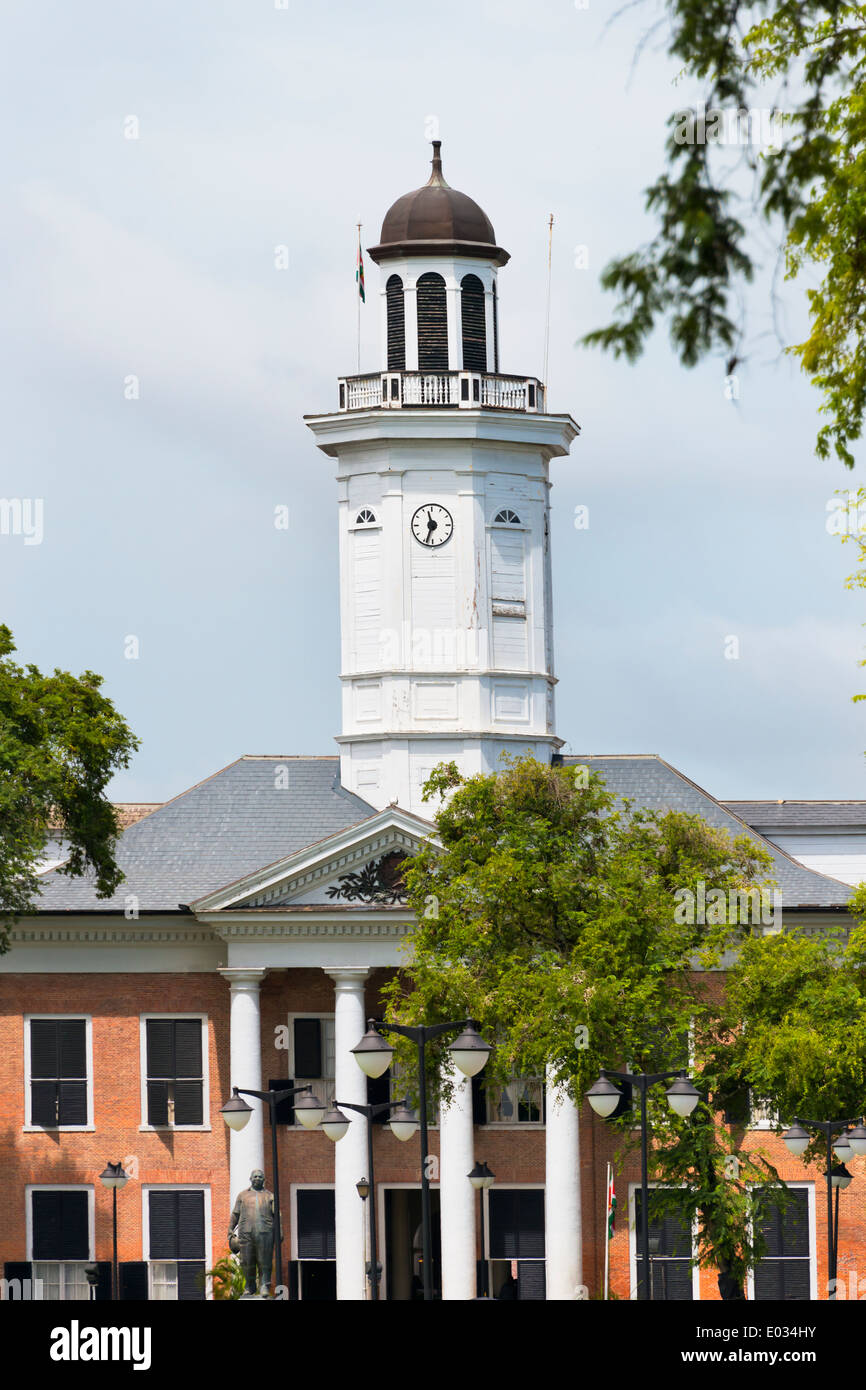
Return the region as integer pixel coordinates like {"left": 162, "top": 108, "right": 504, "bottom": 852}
{"left": 416, "top": 272, "right": 448, "bottom": 370}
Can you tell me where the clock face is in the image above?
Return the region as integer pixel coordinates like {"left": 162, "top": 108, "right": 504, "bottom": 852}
{"left": 411, "top": 503, "right": 453, "bottom": 548}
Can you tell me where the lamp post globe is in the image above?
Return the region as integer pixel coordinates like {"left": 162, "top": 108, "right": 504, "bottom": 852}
{"left": 665, "top": 1075, "right": 700, "bottom": 1118}
{"left": 831, "top": 1163, "right": 854, "bottom": 1191}
{"left": 468, "top": 1161, "right": 495, "bottom": 1190}
{"left": 220, "top": 1088, "right": 253, "bottom": 1132}
{"left": 321, "top": 1106, "right": 351, "bottom": 1142}
{"left": 352, "top": 1024, "right": 394, "bottom": 1079}
{"left": 586, "top": 1073, "right": 622, "bottom": 1118}
{"left": 783, "top": 1123, "right": 811, "bottom": 1157}
{"left": 294, "top": 1091, "right": 327, "bottom": 1130}
{"left": 448, "top": 1022, "right": 493, "bottom": 1078}
{"left": 388, "top": 1104, "right": 419, "bottom": 1142}
{"left": 833, "top": 1131, "right": 853, "bottom": 1162}
{"left": 99, "top": 1162, "right": 129, "bottom": 1190}
{"left": 847, "top": 1121, "right": 866, "bottom": 1158}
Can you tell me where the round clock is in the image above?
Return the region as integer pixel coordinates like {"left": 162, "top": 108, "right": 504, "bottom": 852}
{"left": 411, "top": 503, "right": 453, "bottom": 548}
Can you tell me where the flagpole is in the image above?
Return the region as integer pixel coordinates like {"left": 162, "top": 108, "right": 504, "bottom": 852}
{"left": 604, "top": 1161, "right": 611, "bottom": 1300}
{"left": 542, "top": 213, "right": 554, "bottom": 396}
{"left": 356, "top": 222, "right": 362, "bottom": 374}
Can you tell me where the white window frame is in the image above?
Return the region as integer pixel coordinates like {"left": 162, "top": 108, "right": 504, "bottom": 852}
{"left": 138, "top": 1013, "right": 210, "bottom": 1132}
{"left": 746, "top": 1181, "right": 816, "bottom": 1301}
{"left": 287, "top": 1013, "right": 335, "bottom": 1123}
{"left": 481, "top": 1076, "right": 545, "bottom": 1129}
{"left": 23, "top": 1014, "right": 94, "bottom": 1132}
{"left": 26, "top": 1183, "right": 94, "bottom": 1299}
{"left": 627, "top": 1183, "right": 702, "bottom": 1300}
{"left": 141, "top": 1184, "right": 212, "bottom": 1301}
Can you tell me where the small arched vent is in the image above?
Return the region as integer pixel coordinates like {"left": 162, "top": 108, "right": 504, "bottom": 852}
{"left": 416, "top": 272, "right": 448, "bottom": 371}
{"left": 460, "top": 273, "right": 486, "bottom": 371}
{"left": 356, "top": 509, "right": 377, "bottom": 525}
{"left": 493, "top": 508, "right": 521, "bottom": 525}
{"left": 386, "top": 275, "right": 405, "bottom": 371}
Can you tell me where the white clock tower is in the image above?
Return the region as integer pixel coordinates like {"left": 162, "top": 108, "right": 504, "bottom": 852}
{"left": 307, "top": 143, "right": 579, "bottom": 814}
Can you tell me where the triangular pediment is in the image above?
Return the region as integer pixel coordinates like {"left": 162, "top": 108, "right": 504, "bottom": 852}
{"left": 190, "top": 806, "right": 435, "bottom": 913}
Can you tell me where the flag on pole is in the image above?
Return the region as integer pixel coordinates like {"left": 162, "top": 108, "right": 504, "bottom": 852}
{"left": 356, "top": 230, "right": 365, "bottom": 303}
{"left": 607, "top": 1170, "right": 616, "bottom": 1239}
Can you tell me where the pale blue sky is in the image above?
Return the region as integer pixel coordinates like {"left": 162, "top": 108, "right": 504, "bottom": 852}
{"left": 2, "top": 0, "right": 864, "bottom": 802}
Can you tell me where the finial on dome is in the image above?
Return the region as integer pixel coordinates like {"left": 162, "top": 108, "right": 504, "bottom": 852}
{"left": 428, "top": 139, "right": 448, "bottom": 187}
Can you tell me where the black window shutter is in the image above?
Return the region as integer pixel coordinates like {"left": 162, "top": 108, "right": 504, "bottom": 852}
{"left": 94, "top": 1262, "right": 113, "bottom": 1301}
{"left": 460, "top": 273, "right": 486, "bottom": 371}
{"left": 416, "top": 273, "right": 448, "bottom": 371}
{"left": 58, "top": 1080, "right": 88, "bottom": 1126}
{"left": 33, "top": 1191, "right": 89, "bottom": 1261}
{"left": 146, "top": 1020, "right": 175, "bottom": 1078}
{"left": 177, "top": 1192, "right": 206, "bottom": 1260}
{"left": 173, "top": 1080, "right": 203, "bottom": 1126}
{"left": 471, "top": 1074, "right": 487, "bottom": 1126}
{"left": 268, "top": 1079, "right": 295, "bottom": 1126}
{"left": 57, "top": 1021, "right": 86, "bottom": 1078}
{"left": 367, "top": 1071, "right": 390, "bottom": 1121}
{"left": 30, "top": 1021, "right": 59, "bottom": 1078}
{"left": 288, "top": 1261, "right": 300, "bottom": 1301}
{"left": 119, "top": 1262, "right": 149, "bottom": 1301}
{"left": 3, "top": 1263, "right": 33, "bottom": 1298}
{"left": 386, "top": 274, "right": 405, "bottom": 371}
{"left": 294, "top": 1019, "right": 323, "bottom": 1078}
{"left": 146, "top": 1080, "right": 169, "bottom": 1127}
{"left": 489, "top": 1190, "right": 545, "bottom": 1261}
{"left": 149, "top": 1191, "right": 179, "bottom": 1260}
{"left": 174, "top": 1020, "right": 202, "bottom": 1077}
{"left": 177, "top": 1262, "right": 206, "bottom": 1301}
{"left": 31, "top": 1081, "right": 58, "bottom": 1127}
{"left": 297, "top": 1190, "right": 336, "bottom": 1261}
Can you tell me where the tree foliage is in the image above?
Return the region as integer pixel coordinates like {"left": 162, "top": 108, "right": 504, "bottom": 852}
{"left": 384, "top": 755, "right": 783, "bottom": 1288}
{"left": 0, "top": 625, "right": 139, "bottom": 949}
{"left": 584, "top": 1, "right": 866, "bottom": 466}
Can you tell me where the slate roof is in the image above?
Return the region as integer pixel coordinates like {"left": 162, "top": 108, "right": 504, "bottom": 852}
{"left": 565, "top": 755, "right": 852, "bottom": 909}
{"left": 34, "top": 757, "right": 377, "bottom": 914}
{"left": 724, "top": 801, "right": 866, "bottom": 829}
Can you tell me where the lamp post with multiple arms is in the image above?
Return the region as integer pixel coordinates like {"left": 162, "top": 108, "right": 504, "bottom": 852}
{"left": 586, "top": 1069, "right": 700, "bottom": 1302}
{"left": 783, "top": 1118, "right": 866, "bottom": 1299}
{"left": 320, "top": 1096, "right": 418, "bottom": 1300}
{"left": 98, "top": 1162, "right": 129, "bottom": 1301}
{"left": 220, "top": 1084, "right": 326, "bottom": 1291}
{"left": 352, "top": 1018, "right": 493, "bottom": 1301}
{"left": 468, "top": 1161, "right": 495, "bottom": 1297}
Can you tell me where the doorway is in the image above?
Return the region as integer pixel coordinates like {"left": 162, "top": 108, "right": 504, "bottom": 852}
{"left": 383, "top": 1188, "right": 441, "bottom": 1300}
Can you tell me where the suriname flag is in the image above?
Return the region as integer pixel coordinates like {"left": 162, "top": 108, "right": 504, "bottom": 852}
{"left": 607, "top": 1172, "right": 616, "bottom": 1239}
{"left": 356, "top": 242, "right": 365, "bottom": 302}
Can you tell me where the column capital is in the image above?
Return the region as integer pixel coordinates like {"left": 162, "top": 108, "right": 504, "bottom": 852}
{"left": 324, "top": 967, "right": 371, "bottom": 992}
{"left": 219, "top": 967, "right": 269, "bottom": 992}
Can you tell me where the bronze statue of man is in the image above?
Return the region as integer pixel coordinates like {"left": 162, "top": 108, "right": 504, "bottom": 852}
{"left": 228, "top": 1169, "right": 275, "bottom": 1297}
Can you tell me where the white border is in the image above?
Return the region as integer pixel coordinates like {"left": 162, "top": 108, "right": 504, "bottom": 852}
{"left": 138, "top": 1013, "right": 210, "bottom": 1132}
{"left": 23, "top": 1015, "right": 94, "bottom": 1132}
{"left": 26, "top": 1184, "right": 94, "bottom": 1261}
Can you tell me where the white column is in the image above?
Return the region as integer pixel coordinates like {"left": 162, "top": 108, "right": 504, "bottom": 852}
{"left": 545, "top": 1067, "right": 583, "bottom": 1299}
{"left": 404, "top": 280, "right": 419, "bottom": 371}
{"left": 326, "top": 968, "right": 370, "bottom": 1301}
{"left": 220, "top": 968, "right": 268, "bottom": 1207}
{"left": 439, "top": 1062, "right": 477, "bottom": 1299}
{"left": 446, "top": 282, "right": 462, "bottom": 369}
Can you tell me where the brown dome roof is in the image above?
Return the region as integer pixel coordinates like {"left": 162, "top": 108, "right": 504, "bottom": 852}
{"left": 368, "top": 142, "right": 509, "bottom": 267}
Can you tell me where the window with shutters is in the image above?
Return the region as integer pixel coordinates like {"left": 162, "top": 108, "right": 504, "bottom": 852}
{"left": 287, "top": 1016, "right": 335, "bottom": 1122}
{"left": 750, "top": 1185, "right": 813, "bottom": 1300}
{"left": 140, "top": 1015, "right": 207, "bottom": 1129}
{"left": 416, "top": 272, "right": 448, "bottom": 371}
{"left": 386, "top": 274, "right": 405, "bottom": 371}
{"left": 29, "top": 1187, "right": 92, "bottom": 1301}
{"left": 487, "top": 1188, "right": 546, "bottom": 1301}
{"left": 631, "top": 1188, "right": 698, "bottom": 1300}
{"left": 145, "top": 1188, "right": 208, "bottom": 1301}
{"left": 293, "top": 1188, "right": 337, "bottom": 1301}
{"left": 483, "top": 1077, "right": 544, "bottom": 1126}
{"left": 26, "top": 1017, "right": 91, "bottom": 1129}
{"left": 460, "top": 273, "right": 486, "bottom": 371}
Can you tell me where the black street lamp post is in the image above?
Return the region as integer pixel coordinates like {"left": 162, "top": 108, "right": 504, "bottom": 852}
{"left": 352, "top": 1018, "right": 492, "bottom": 1301}
{"left": 586, "top": 1069, "right": 700, "bottom": 1302}
{"left": 320, "top": 1096, "right": 415, "bottom": 1300}
{"left": 468, "top": 1161, "right": 495, "bottom": 1297}
{"left": 783, "top": 1118, "right": 864, "bottom": 1299}
{"left": 220, "top": 1084, "right": 326, "bottom": 1292}
{"left": 98, "top": 1162, "right": 129, "bottom": 1301}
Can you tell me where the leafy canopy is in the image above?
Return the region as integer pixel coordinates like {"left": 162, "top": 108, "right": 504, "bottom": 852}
{"left": 0, "top": 625, "right": 139, "bottom": 950}
{"left": 584, "top": 1, "right": 866, "bottom": 466}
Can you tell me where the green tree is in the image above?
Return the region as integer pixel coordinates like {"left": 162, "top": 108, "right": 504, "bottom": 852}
{"left": 384, "top": 754, "right": 782, "bottom": 1295}
{"left": 584, "top": 1, "right": 866, "bottom": 466}
{"left": 0, "top": 624, "right": 139, "bottom": 950}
